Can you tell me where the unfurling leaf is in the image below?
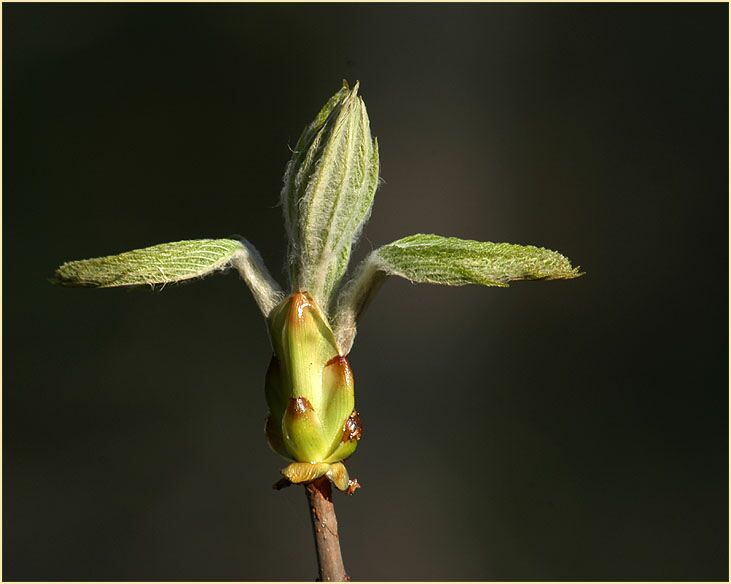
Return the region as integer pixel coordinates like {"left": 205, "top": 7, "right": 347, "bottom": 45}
{"left": 53, "top": 238, "right": 284, "bottom": 316}
{"left": 280, "top": 81, "right": 379, "bottom": 308}
{"left": 333, "top": 233, "right": 582, "bottom": 352}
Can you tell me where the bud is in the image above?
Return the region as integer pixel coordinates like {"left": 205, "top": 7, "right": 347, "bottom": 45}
{"left": 280, "top": 81, "right": 380, "bottom": 307}
{"left": 265, "top": 291, "right": 362, "bottom": 491}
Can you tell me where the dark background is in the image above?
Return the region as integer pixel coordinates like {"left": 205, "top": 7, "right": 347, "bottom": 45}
{"left": 4, "top": 3, "right": 728, "bottom": 581}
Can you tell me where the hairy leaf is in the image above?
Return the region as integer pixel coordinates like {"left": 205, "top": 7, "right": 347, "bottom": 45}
{"left": 54, "top": 238, "right": 284, "bottom": 316}
{"left": 280, "top": 81, "right": 379, "bottom": 307}
{"left": 333, "top": 233, "right": 582, "bottom": 352}
{"left": 377, "top": 234, "right": 582, "bottom": 286}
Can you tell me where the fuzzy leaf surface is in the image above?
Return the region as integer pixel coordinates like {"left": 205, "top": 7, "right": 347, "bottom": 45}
{"left": 54, "top": 239, "right": 245, "bottom": 287}
{"left": 376, "top": 234, "right": 582, "bottom": 286}
{"left": 54, "top": 238, "right": 284, "bottom": 315}
{"left": 333, "top": 233, "right": 582, "bottom": 352}
{"left": 280, "top": 81, "right": 379, "bottom": 307}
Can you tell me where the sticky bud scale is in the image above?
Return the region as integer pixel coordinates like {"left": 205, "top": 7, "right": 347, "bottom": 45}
{"left": 265, "top": 291, "right": 362, "bottom": 491}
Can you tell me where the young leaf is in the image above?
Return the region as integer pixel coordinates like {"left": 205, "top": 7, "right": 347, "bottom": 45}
{"left": 280, "top": 81, "right": 379, "bottom": 308}
{"left": 376, "top": 234, "right": 582, "bottom": 286}
{"left": 53, "top": 238, "right": 284, "bottom": 316}
{"left": 333, "top": 234, "right": 582, "bottom": 352}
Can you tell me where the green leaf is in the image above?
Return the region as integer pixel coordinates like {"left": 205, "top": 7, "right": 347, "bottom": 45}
{"left": 53, "top": 238, "right": 284, "bottom": 316}
{"left": 280, "top": 81, "right": 380, "bottom": 307}
{"left": 333, "top": 233, "right": 583, "bottom": 352}
{"left": 53, "top": 238, "right": 243, "bottom": 287}
{"left": 376, "top": 234, "right": 582, "bottom": 286}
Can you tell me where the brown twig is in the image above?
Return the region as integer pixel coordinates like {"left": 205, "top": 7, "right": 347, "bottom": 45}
{"left": 305, "top": 477, "right": 349, "bottom": 582}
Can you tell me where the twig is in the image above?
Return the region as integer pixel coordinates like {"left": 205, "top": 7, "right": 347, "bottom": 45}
{"left": 305, "top": 478, "right": 349, "bottom": 582}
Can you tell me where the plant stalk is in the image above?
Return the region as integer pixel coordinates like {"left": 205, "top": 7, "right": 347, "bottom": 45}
{"left": 305, "top": 478, "right": 348, "bottom": 581}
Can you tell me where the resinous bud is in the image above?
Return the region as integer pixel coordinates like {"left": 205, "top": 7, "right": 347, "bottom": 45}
{"left": 264, "top": 291, "right": 362, "bottom": 491}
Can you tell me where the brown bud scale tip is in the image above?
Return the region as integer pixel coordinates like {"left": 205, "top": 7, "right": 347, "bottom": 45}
{"left": 288, "top": 397, "right": 314, "bottom": 415}
{"left": 346, "top": 479, "right": 361, "bottom": 495}
{"left": 287, "top": 290, "right": 315, "bottom": 325}
{"left": 325, "top": 355, "right": 348, "bottom": 368}
{"left": 325, "top": 355, "right": 354, "bottom": 386}
{"left": 342, "top": 410, "right": 362, "bottom": 442}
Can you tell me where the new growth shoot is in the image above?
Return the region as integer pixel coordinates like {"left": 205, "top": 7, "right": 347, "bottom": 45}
{"left": 54, "top": 81, "right": 582, "bottom": 581}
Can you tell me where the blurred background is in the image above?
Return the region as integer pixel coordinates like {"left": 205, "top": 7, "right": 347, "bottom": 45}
{"left": 4, "top": 4, "right": 728, "bottom": 581}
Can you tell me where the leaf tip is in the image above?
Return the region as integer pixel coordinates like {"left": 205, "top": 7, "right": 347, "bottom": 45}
{"left": 569, "top": 266, "right": 585, "bottom": 279}
{"left": 51, "top": 262, "right": 96, "bottom": 288}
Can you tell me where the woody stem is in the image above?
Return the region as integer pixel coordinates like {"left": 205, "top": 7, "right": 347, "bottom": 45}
{"left": 305, "top": 477, "right": 348, "bottom": 581}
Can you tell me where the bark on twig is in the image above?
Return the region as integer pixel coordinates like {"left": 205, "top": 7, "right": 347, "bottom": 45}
{"left": 305, "top": 478, "right": 349, "bottom": 581}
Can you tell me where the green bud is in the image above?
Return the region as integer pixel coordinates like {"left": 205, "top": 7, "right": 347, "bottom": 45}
{"left": 265, "top": 292, "right": 362, "bottom": 491}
